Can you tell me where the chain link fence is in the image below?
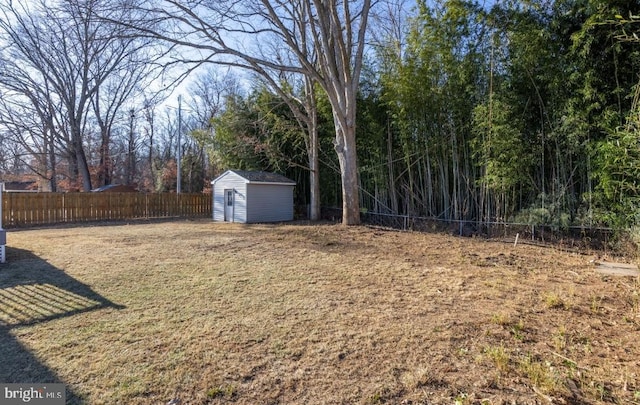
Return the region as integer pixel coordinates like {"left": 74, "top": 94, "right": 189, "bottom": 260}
{"left": 321, "top": 207, "right": 618, "bottom": 252}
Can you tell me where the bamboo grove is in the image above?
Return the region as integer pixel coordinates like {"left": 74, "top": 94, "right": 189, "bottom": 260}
{"left": 210, "top": 0, "right": 640, "bottom": 230}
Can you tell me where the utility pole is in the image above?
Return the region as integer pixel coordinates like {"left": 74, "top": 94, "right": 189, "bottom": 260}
{"left": 177, "top": 95, "right": 182, "bottom": 194}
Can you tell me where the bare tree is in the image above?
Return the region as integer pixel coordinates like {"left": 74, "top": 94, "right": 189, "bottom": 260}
{"left": 91, "top": 43, "right": 163, "bottom": 187}
{"left": 114, "top": 0, "right": 372, "bottom": 224}
{"left": 0, "top": 52, "right": 63, "bottom": 191}
{"left": 185, "top": 68, "right": 239, "bottom": 187}
{"left": 187, "top": 68, "right": 241, "bottom": 129}
{"left": 139, "top": 96, "right": 160, "bottom": 191}
{"left": 0, "top": 0, "right": 162, "bottom": 191}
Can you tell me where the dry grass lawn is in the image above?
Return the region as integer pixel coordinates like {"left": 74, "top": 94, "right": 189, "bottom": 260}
{"left": 0, "top": 219, "right": 639, "bottom": 404}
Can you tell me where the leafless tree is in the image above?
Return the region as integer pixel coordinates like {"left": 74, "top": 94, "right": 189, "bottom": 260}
{"left": 187, "top": 68, "right": 241, "bottom": 130}
{"left": 91, "top": 43, "right": 163, "bottom": 187}
{"left": 0, "top": 0, "right": 163, "bottom": 191}
{"left": 184, "top": 68, "right": 240, "bottom": 186}
{"left": 0, "top": 50, "right": 63, "bottom": 191}
{"left": 112, "top": 0, "right": 373, "bottom": 224}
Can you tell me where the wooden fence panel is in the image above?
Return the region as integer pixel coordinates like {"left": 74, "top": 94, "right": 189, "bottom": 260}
{"left": 1, "top": 192, "right": 211, "bottom": 228}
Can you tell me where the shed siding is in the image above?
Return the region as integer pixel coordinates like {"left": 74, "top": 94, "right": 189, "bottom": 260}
{"left": 213, "top": 172, "right": 248, "bottom": 222}
{"left": 246, "top": 184, "right": 294, "bottom": 223}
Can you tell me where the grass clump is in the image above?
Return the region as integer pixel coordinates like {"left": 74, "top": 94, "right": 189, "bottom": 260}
{"left": 206, "top": 385, "right": 237, "bottom": 399}
{"left": 483, "top": 345, "right": 510, "bottom": 373}
{"left": 365, "top": 386, "right": 395, "bottom": 404}
{"left": 490, "top": 312, "right": 511, "bottom": 326}
{"left": 553, "top": 325, "right": 567, "bottom": 352}
{"left": 518, "top": 355, "right": 560, "bottom": 395}
{"left": 454, "top": 392, "right": 471, "bottom": 405}
{"left": 590, "top": 295, "right": 603, "bottom": 314}
{"left": 400, "top": 367, "right": 432, "bottom": 389}
{"left": 542, "top": 291, "right": 565, "bottom": 309}
{"left": 510, "top": 319, "right": 526, "bottom": 341}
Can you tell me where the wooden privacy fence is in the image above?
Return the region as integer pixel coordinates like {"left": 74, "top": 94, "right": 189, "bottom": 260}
{"left": 1, "top": 192, "right": 212, "bottom": 228}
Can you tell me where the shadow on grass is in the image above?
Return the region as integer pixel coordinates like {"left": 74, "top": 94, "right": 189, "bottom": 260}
{"left": 0, "top": 246, "right": 125, "bottom": 404}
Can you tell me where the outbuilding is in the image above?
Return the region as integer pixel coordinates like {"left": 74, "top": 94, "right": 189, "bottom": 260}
{"left": 211, "top": 170, "right": 296, "bottom": 223}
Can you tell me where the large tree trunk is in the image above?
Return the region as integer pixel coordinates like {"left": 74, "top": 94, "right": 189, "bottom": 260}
{"left": 336, "top": 143, "right": 360, "bottom": 225}
{"left": 73, "top": 134, "right": 92, "bottom": 191}
{"left": 308, "top": 126, "right": 321, "bottom": 221}
{"left": 67, "top": 147, "right": 80, "bottom": 191}
{"left": 333, "top": 108, "right": 360, "bottom": 225}
{"left": 45, "top": 123, "right": 58, "bottom": 192}
{"left": 304, "top": 77, "right": 321, "bottom": 221}
{"left": 48, "top": 135, "right": 57, "bottom": 192}
{"left": 98, "top": 128, "right": 111, "bottom": 187}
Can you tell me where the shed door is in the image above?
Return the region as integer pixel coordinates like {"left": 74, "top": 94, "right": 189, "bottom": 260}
{"left": 224, "top": 189, "right": 234, "bottom": 222}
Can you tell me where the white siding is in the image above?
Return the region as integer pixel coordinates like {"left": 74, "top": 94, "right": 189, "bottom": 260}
{"left": 212, "top": 172, "right": 248, "bottom": 222}
{"left": 246, "top": 183, "right": 294, "bottom": 223}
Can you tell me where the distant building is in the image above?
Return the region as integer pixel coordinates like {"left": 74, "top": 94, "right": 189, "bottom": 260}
{"left": 2, "top": 180, "right": 39, "bottom": 192}
{"left": 91, "top": 184, "right": 138, "bottom": 193}
{"left": 211, "top": 170, "right": 295, "bottom": 223}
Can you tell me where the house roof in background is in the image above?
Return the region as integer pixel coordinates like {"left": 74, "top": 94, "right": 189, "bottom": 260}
{"left": 91, "top": 184, "right": 138, "bottom": 192}
{"left": 1, "top": 180, "right": 38, "bottom": 191}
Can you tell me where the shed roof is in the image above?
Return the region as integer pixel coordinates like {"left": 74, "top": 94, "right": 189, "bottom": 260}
{"left": 212, "top": 170, "right": 296, "bottom": 185}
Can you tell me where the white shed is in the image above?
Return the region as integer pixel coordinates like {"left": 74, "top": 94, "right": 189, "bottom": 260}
{"left": 211, "top": 170, "right": 296, "bottom": 223}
